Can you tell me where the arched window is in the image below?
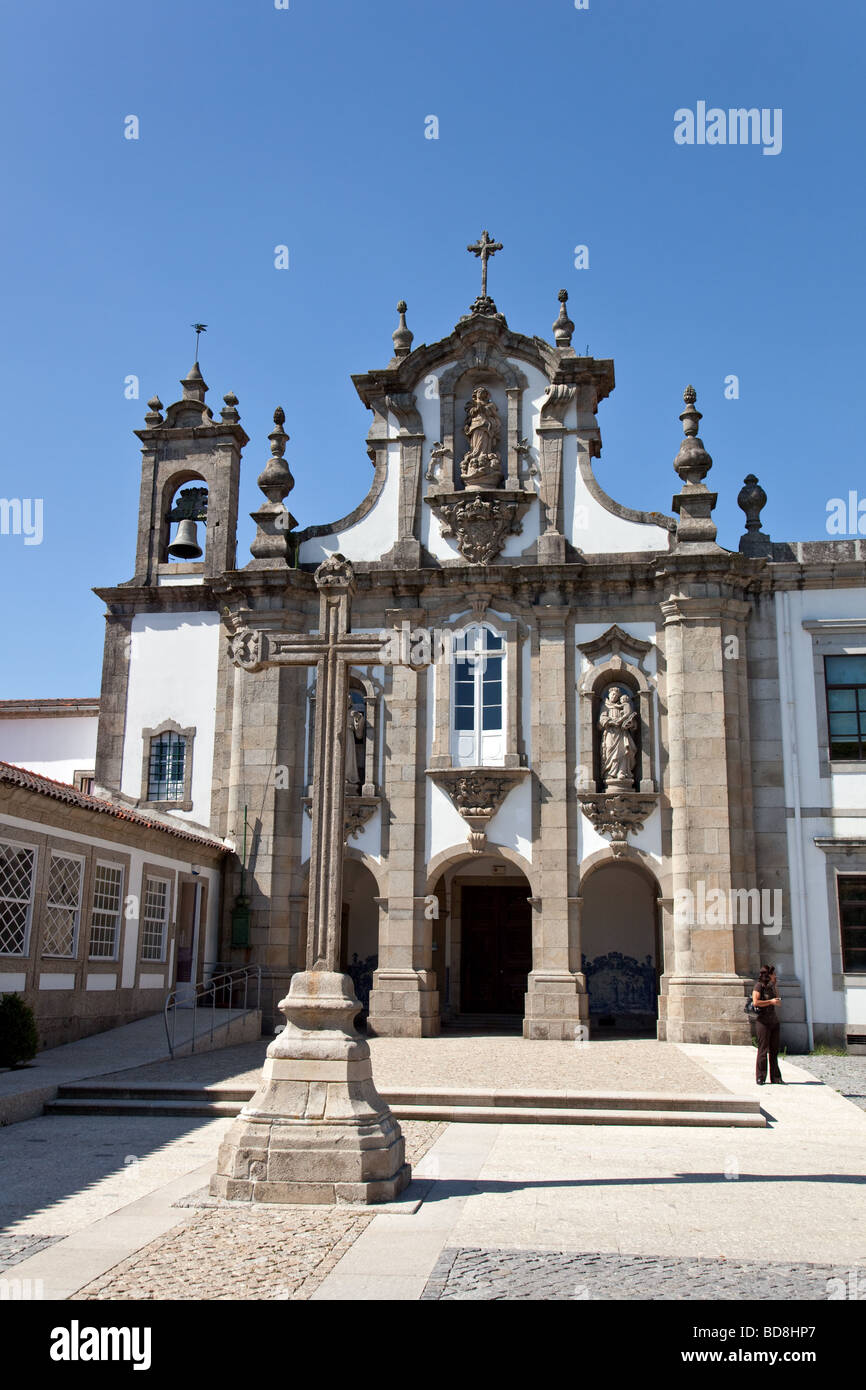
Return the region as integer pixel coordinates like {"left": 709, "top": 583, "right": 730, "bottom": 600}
{"left": 451, "top": 624, "right": 505, "bottom": 767}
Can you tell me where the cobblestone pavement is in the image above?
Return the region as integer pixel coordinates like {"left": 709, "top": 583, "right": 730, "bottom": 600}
{"left": 786, "top": 1055, "right": 866, "bottom": 1111}
{"left": 421, "top": 1247, "right": 864, "bottom": 1301}
{"left": 0, "top": 1232, "right": 61, "bottom": 1273}
{"left": 72, "top": 1122, "right": 445, "bottom": 1302}
{"left": 103, "top": 1035, "right": 726, "bottom": 1096}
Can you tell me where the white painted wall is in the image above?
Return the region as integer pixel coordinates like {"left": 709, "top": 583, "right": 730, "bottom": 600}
{"left": 121, "top": 612, "right": 220, "bottom": 827}
{"left": 298, "top": 442, "right": 402, "bottom": 565}
{"left": 0, "top": 716, "right": 98, "bottom": 784}
{"left": 776, "top": 588, "right": 866, "bottom": 1033}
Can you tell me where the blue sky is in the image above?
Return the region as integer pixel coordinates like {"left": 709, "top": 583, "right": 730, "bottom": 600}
{"left": 0, "top": 0, "right": 863, "bottom": 696}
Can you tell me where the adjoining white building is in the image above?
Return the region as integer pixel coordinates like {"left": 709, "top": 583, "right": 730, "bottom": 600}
{"left": 3, "top": 249, "right": 865, "bottom": 1051}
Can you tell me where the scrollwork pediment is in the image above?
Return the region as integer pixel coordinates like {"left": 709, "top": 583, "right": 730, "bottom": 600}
{"left": 576, "top": 624, "right": 652, "bottom": 666}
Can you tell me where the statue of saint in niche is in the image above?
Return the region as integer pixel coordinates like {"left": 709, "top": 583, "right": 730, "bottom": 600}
{"left": 598, "top": 687, "right": 638, "bottom": 790}
{"left": 345, "top": 695, "right": 367, "bottom": 794}
{"left": 461, "top": 386, "right": 503, "bottom": 488}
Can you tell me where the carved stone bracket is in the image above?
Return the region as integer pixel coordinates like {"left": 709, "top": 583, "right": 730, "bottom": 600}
{"left": 424, "top": 489, "right": 534, "bottom": 564}
{"left": 427, "top": 767, "right": 529, "bottom": 853}
{"left": 578, "top": 790, "right": 659, "bottom": 857}
{"left": 304, "top": 795, "right": 380, "bottom": 844}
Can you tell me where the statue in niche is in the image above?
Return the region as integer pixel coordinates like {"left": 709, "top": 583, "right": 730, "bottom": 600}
{"left": 345, "top": 695, "right": 366, "bottom": 794}
{"left": 598, "top": 686, "right": 638, "bottom": 790}
{"left": 461, "top": 387, "right": 503, "bottom": 488}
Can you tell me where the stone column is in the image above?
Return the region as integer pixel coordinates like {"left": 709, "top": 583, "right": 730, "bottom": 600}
{"left": 524, "top": 602, "right": 587, "bottom": 1039}
{"left": 368, "top": 610, "right": 439, "bottom": 1036}
{"left": 210, "top": 558, "right": 409, "bottom": 1203}
{"left": 658, "top": 589, "right": 755, "bottom": 1044}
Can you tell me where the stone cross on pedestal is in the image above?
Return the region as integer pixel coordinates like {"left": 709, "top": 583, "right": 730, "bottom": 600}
{"left": 467, "top": 228, "right": 502, "bottom": 300}
{"left": 211, "top": 553, "right": 423, "bottom": 1205}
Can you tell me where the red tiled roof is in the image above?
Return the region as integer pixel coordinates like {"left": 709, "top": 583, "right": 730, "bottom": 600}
{"left": 0, "top": 761, "right": 226, "bottom": 852}
{"left": 0, "top": 698, "right": 100, "bottom": 716}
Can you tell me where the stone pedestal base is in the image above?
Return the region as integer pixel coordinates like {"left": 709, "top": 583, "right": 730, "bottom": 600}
{"left": 523, "top": 970, "right": 588, "bottom": 1040}
{"left": 537, "top": 532, "right": 567, "bottom": 565}
{"left": 657, "top": 973, "right": 753, "bottom": 1045}
{"left": 209, "top": 970, "right": 410, "bottom": 1204}
{"left": 367, "top": 968, "right": 440, "bottom": 1037}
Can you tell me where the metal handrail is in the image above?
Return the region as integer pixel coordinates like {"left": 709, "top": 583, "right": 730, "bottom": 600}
{"left": 163, "top": 964, "right": 262, "bottom": 1059}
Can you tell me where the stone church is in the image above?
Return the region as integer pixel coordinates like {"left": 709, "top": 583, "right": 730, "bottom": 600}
{"left": 83, "top": 235, "right": 866, "bottom": 1052}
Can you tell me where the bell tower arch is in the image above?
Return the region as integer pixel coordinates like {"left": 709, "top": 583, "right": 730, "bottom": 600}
{"left": 131, "top": 362, "right": 248, "bottom": 585}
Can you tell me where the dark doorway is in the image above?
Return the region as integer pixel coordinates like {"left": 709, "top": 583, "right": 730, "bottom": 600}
{"left": 460, "top": 885, "right": 532, "bottom": 1014}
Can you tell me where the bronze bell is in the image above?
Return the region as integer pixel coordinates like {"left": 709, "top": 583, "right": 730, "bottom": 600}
{"left": 167, "top": 518, "right": 203, "bottom": 559}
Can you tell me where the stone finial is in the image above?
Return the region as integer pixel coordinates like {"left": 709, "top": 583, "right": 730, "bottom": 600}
{"left": 673, "top": 385, "right": 713, "bottom": 485}
{"left": 738, "top": 473, "right": 772, "bottom": 557}
{"left": 392, "top": 300, "right": 414, "bottom": 358}
{"left": 671, "top": 384, "right": 717, "bottom": 545}
{"left": 250, "top": 406, "right": 297, "bottom": 564}
{"left": 144, "top": 396, "right": 163, "bottom": 426}
{"left": 552, "top": 289, "right": 575, "bottom": 347}
{"left": 221, "top": 391, "right": 240, "bottom": 424}
{"left": 180, "top": 361, "right": 208, "bottom": 403}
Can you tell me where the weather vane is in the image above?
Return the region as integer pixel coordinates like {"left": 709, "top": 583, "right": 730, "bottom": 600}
{"left": 191, "top": 322, "right": 208, "bottom": 360}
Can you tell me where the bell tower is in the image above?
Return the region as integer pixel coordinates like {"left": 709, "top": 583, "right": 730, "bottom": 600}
{"left": 130, "top": 362, "right": 248, "bottom": 585}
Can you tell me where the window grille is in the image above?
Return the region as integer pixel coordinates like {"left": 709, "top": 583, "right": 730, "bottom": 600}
{"left": 42, "top": 853, "right": 84, "bottom": 957}
{"left": 0, "top": 841, "right": 36, "bottom": 956}
{"left": 148, "top": 732, "right": 186, "bottom": 801}
{"left": 88, "top": 863, "right": 123, "bottom": 960}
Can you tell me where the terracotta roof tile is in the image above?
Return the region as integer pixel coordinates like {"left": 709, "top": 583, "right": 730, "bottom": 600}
{"left": 0, "top": 761, "right": 226, "bottom": 852}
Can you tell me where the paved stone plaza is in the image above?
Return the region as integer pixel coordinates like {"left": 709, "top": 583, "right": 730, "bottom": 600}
{"left": 421, "top": 1248, "right": 858, "bottom": 1301}
{"left": 1, "top": 1040, "right": 864, "bottom": 1301}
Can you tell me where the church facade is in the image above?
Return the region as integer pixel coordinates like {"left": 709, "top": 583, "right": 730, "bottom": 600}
{"left": 87, "top": 241, "right": 866, "bottom": 1052}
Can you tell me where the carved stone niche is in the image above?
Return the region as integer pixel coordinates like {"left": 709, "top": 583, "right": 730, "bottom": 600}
{"left": 575, "top": 625, "right": 659, "bottom": 851}
{"left": 427, "top": 767, "right": 529, "bottom": 854}
{"left": 424, "top": 351, "right": 535, "bottom": 565}
{"left": 304, "top": 674, "right": 381, "bottom": 843}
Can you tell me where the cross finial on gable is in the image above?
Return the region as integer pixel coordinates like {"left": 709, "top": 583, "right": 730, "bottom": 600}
{"left": 467, "top": 229, "right": 503, "bottom": 300}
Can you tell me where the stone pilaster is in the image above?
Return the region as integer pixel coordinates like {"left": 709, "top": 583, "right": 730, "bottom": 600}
{"left": 657, "top": 586, "right": 755, "bottom": 1043}
{"left": 524, "top": 603, "right": 586, "bottom": 1038}
{"left": 368, "top": 610, "right": 439, "bottom": 1036}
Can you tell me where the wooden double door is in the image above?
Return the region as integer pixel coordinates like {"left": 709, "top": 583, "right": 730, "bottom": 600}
{"left": 460, "top": 885, "right": 532, "bottom": 1015}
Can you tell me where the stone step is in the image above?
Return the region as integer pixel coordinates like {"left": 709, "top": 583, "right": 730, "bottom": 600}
{"left": 44, "top": 1097, "right": 245, "bottom": 1118}
{"left": 389, "top": 1104, "right": 766, "bottom": 1128}
{"left": 382, "top": 1087, "right": 762, "bottom": 1114}
{"left": 44, "top": 1081, "right": 764, "bottom": 1126}
{"left": 54, "top": 1083, "right": 253, "bottom": 1103}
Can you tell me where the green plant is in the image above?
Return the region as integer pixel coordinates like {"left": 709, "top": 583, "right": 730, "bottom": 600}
{"left": 809, "top": 1043, "right": 847, "bottom": 1057}
{"left": 0, "top": 993, "right": 38, "bottom": 1068}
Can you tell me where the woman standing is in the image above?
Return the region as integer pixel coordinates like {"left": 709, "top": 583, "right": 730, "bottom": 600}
{"left": 752, "top": 964, "right": 783, "bottom": 1085}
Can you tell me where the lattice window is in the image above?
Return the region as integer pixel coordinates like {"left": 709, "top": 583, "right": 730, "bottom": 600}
{"left": 42, "top": 853, "right": 84, "bottom": 958}
{"left": 88, "top": 863, "right": 123, "bottom": 960}
{"left": 147, "top": 732, "right": 186, "bottom": 801}
{"left": 140, "top": 877, "right": 170, "bottom": 961}
{"left": 0, "top": 841, "right": 36, "bottom": 956}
